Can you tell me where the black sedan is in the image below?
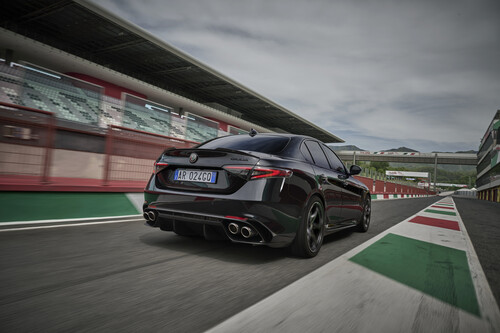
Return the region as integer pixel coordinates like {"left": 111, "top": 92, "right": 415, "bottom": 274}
{"left": 143, "top": 133, "right": 371, "bottom": 257}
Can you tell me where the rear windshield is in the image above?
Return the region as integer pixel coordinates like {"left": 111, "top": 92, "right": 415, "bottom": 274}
{"left": 197, "top": 135, "right": 290, "bottom": 154}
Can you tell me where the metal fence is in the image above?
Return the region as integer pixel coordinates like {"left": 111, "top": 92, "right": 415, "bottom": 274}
{"left": 0, "top": 102, "right": 198, "bottom": 190}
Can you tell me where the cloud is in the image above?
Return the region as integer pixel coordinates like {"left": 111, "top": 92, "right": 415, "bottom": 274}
{"left": 95, "top": 0, "right": 500, "bottom": 151}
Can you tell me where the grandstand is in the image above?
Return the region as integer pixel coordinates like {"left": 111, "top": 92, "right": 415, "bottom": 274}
{"left": 0, "top": 0, "right": 347, "bottom": 193}
{"left": 0, "top": 0, "right": 343, "bottom": 144}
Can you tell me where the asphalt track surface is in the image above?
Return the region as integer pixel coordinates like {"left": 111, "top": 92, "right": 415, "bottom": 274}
{"left": 0, "top": 197, "right": 497, "bottom": 332}
{"left": 454, "top": 197, "right": 500, "bottom": 305}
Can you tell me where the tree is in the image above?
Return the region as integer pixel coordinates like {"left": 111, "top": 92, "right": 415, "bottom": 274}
{"left": 370, "top": 161, "right": 389, "bottom": 173}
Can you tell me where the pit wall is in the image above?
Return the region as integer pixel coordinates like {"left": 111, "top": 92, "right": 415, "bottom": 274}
{"left": 354, "top": 176, "right": 434, "bottom": 200}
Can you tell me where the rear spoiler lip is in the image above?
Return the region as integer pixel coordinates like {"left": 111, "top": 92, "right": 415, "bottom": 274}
{"left": 161, "top": 147, "right": 259, "bottom": 158}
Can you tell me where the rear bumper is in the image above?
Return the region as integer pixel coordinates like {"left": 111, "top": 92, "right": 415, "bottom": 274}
{"left": 144, "top": 190, "right": 300, "bottom": 248}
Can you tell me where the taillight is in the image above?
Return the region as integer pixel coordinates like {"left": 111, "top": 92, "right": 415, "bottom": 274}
{"left": 250, "top": 167, "right": 293, "bottom": 179}
{"left": 223, "top": 166, "right": 253, "bottom": 179}
{"left": 154, "top": 162, "right": 168, "bottom": 174}
{"left": 223, "top": 165, "right": 292, "bottom": 180}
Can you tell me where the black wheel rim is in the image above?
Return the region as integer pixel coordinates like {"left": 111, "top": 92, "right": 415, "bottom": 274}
{"left": 363, "top": 201, "right": 371, "bottom": 229}
{"left": 306, "top": 202, "right": 324, "bottom": 253}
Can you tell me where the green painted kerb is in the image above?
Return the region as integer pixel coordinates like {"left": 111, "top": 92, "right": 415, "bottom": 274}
{"left": 371, "top": 194, "right": 377, "bottom": 200}
{"left": 0, "top": 192, "right": 139, "bottom": 222}
{"left": 349, "top": 233, "right": 480, "bottom": 316}
{"left": 424, "top": 209, "right": 457, "bottom": 216}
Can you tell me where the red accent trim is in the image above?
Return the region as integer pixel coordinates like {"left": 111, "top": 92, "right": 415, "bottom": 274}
{"left": 409, "top": 216, "right": 460, "bottom": 231}
{"left": 383, "top": 194, "right": 389, "bottom": 199}
{"left": 224, "top": 216, "right": 248, "bottom": 221}
{"left": 110, "top": 125, "right": 199, "bottom": 144}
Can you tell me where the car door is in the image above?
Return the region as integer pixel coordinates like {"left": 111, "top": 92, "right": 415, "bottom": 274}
{"left": 321, "top": 144, "right": 363, "bottom": 223}
{"left": 303, "top": 140, "right": 345, "bottom": 228}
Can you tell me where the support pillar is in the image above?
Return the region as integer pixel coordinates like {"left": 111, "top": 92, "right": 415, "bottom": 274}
{"left": 433, "top": 153, "right": 438, "bottom": 193}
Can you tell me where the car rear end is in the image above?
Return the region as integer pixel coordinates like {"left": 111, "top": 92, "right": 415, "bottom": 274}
{"left": 143, "top": 135, "right": 306, "bottom": 247}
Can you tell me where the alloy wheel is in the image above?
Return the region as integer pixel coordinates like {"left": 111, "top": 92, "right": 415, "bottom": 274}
{"left": 306, "top": 201, "right": 324, "bottom": 253}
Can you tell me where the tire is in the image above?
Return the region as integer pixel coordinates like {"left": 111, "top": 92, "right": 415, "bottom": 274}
{"left": 291, "top": 197, "right": 325, "bottom": 258}
{"left": 357, "top": 197, "right": 371, "bottom": 232}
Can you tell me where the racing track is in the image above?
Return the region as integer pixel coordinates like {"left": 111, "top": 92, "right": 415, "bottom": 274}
{"left": 0, "top": 197, "right": 498, "bottom": 332}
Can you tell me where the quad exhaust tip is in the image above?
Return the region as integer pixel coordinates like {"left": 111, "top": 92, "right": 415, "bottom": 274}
{"left": 241, "top": 226, "right": 256, "bottom": 238}
{"left": 146, "top": 211, "right": 157, "bottom": 222}
{"left": 228, "top": 222, "right": 239, "bottom": 235}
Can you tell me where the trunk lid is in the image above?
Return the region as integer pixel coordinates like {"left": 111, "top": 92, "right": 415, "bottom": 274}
{"left": 155, "top": 148, "right": 261, "bottom": 194}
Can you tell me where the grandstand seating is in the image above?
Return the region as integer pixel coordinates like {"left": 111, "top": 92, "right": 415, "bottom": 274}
{"left": 0, "top": 62, "right": 101, "bottom": 125}
{"left": 122, "top": 101, "right": 171, "bottom": 136}
{"left": 0, "top": 60, "right": 228, "bottom": 143}
{"left": 185, "top": 114, "right": 218, "bottom": 142}
{"left": 100, "top": 96, "right": 123, "bottom": 127}
{"left": 170, "top": 117, "right": 186, "bottom": 139}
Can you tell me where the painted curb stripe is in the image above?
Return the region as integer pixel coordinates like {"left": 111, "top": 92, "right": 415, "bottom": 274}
{"left": 409, "top": 216, "right": 460, "bottom": 231}
{"left": 424, "top": 209, "right": 458, "bottom": 216}
{"left": 432, "top": 205, "right": 456, "bottom": 210}
{"left": 349, "top": 233, "right": 480, "bottom": 316}
{"left": 206, "top": 197, "right": 500, "bottom": 333}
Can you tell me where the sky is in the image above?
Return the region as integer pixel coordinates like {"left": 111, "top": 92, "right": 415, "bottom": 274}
{"left": 93, "top": 0, "right": 499, "bottom": 152}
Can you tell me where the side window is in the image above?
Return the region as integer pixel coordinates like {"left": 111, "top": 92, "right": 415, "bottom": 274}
{"left": 304, "top": 141, "right": 330, "bottom": 169}
{"left": 321, "top": 144, "right": 347, "bottom": 173}
{"left": 300, "top": 142, "right": 314, "bottom": 164}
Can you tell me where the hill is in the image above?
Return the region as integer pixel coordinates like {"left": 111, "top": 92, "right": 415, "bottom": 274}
{"left": 382, "top": 147, "right": 419, "bottom": 152}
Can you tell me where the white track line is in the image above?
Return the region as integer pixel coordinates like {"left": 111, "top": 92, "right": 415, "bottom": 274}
{"left": 0, "top": 214, "right": 143, "bottom": 226}
{"left": 0, "top": 218, "right": 144, "bottom": 232}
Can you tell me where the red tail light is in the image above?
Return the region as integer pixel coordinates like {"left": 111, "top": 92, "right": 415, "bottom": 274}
{"left": 225, "top": 215, "right": 248, "bottom": 221}
{"left": 250, "top": 167, "right": 293, "bottom": 179}
{"left": 223, "top": 165, "right": 292, "bottom": 180}
{"left": 154, "top": 162, "right": 169, "bottom": 174}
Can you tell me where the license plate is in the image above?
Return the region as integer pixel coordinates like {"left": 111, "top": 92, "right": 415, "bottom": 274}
{"left": 174, "top": 169, "right": 217, "bottom": 183}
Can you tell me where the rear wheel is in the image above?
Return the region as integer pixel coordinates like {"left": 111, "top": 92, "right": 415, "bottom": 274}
{"left": 291, "top": 197, "right": 325, "bottom": 258}
{"left": 357, "top": 198, "right": 371, "bottom": 232}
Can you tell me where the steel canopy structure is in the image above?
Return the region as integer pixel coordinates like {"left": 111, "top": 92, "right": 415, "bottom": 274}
{"left": 336, "top": 151, "right": 477, "bottom": 165}
{"left": 0, "top": 0, "right": 343, "bottom": 143}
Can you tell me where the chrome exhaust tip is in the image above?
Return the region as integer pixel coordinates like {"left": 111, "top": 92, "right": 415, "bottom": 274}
{"left": 143, "top": 212, "right": 150, "bottom": 221}
{"left": 147, "top": 211, "right": 157, "bottom": 222}
{"left": 228, "top": 222, "right": 239, "bottom": 235}
{"left": 241, "top": 226, "right": 256, "bottom": 238}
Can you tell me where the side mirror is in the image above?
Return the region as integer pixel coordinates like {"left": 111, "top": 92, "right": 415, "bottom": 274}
{"left": 349, "top": 165, "right": 362, "bottom": 176}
